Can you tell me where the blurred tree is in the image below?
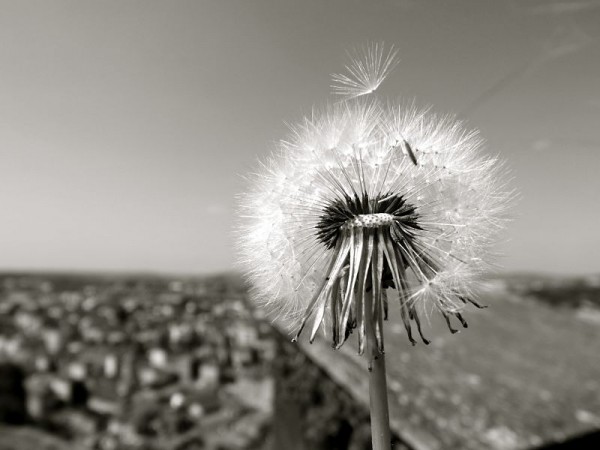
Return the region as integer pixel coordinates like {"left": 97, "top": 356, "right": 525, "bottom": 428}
{"left": 0, "top": 362, "right": 28, "bottom": 424}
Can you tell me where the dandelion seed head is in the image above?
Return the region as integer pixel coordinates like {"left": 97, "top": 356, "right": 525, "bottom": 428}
{"left": 236, "top": 45, "right": 513, "bottom": 349}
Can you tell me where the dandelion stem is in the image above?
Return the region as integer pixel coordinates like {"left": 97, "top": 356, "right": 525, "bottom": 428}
{"left": 364, "top": 289, "right": 392, "bottom": 450}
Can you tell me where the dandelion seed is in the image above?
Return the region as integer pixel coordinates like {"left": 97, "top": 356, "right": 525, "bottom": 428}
{"left": 331, "top": 42, "right": 399, "bottom": 100}
{"left": 236, "top": 45, "right": 512, "bottom": 353}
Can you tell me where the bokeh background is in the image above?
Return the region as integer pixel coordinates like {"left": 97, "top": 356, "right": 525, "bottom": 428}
{"left": 1, "top": 0, "right": 599, "bottom": 275}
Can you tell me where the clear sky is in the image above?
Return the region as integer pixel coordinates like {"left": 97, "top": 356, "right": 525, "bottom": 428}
{"left": 1, "top": 0, "right": 599, "bottom": 275}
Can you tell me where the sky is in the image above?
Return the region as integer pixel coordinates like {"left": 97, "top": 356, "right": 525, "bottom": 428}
{"left": 1, "top": 0, "right": 599, "bottom": 275}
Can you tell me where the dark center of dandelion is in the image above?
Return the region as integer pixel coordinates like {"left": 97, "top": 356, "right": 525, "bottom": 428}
{"left": 296, "top": 192, "right": 436, "bottom": 349}
{"left": 298, "top": 194, "right": 473, "bottom": 350}
{"left": 315, "top": 193, "right": 421, "bottom": 249}
{"left": 294, "top": 193, "right": 477, "bottom": 353}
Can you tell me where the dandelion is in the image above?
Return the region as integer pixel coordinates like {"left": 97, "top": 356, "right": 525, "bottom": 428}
{"left": 236, "top": 43, "right": 512, "bottom": 450}
{"left": 237, "top": 97, "right": 510, "bottom": 351}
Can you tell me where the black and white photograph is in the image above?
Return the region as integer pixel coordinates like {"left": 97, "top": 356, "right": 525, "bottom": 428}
{"left": 1, "top": 1, "right": 599, "bottom": 449}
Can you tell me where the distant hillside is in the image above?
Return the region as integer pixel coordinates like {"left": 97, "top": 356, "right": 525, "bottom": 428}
{"left": 493, "top": 272, "right": 600, "bottom": 309}
{"left": 0, "top": 271, "right": 246, "bottom": 296}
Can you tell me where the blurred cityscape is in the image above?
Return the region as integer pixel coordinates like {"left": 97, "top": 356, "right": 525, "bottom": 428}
{"left": 1, "top": 271, "right": 600, "bottom": 450}
{"left": 0, "top": 273, "right": 274, "bottom": 450}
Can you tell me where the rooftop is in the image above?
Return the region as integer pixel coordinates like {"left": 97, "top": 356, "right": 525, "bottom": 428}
{"left": 285, "top": 286, "right": 600, "bottom": 450}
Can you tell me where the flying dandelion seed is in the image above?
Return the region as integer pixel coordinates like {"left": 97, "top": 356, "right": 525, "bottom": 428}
{"left": 236, "top": 45, "right": 512, "bottom": 355}
{"left": 331, "top": 42, "right": 399, "bottom": 100}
